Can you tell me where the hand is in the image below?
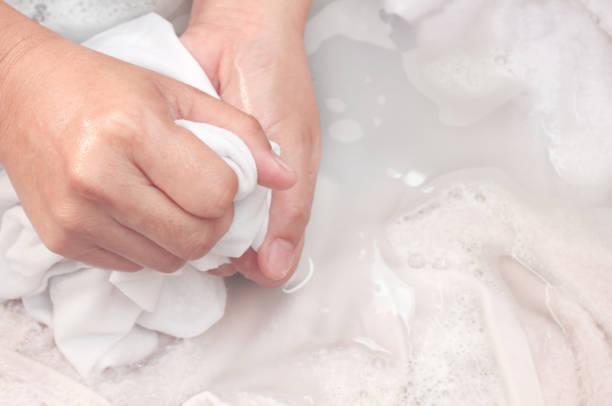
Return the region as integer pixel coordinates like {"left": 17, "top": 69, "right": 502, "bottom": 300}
{"left": 181, "top": 0, "right": 321, "bottom": 287}
{"left": 0, "top": 4, "right": 295, "bottom": 273}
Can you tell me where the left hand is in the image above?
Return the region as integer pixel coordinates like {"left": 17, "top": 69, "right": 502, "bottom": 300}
{"left": 180, "top": 1, "right": 321, "bottom": 287}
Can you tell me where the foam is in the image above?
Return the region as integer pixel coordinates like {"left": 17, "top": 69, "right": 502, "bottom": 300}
{"left": 385, "top": 171, "right": 612, "bottom": 405}
{"left": 392, "top": 0, "right": 612, "bottom": 192}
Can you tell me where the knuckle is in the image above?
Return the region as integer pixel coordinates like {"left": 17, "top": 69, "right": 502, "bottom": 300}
{"left": 207, "top": 174, "right": 238, "bottom": 216}
{"left": 77, "top": 107, "right": 150, "bottom": 158}
{"left": 286, "top": 202, "right": 312, "bottom": 228}
{"left": 179, "top": 232, "right": 215, "bottom": 261}
{"left": 65, "top": 150, "right": 110, "bottom": 201}
{"left": 67, "top": 164, "right": 104, "bottom": 199}
{"left": 99, "top": 108, "right": 146, "bottom": 145}
{"left": 42, "top": 228, "right": 73, "bottom": 256}
{"left": 51, "top": 202, "right": 85, "bottom": 234}
{"left": 242, "top": 115, "right": 265, "bottom": 138}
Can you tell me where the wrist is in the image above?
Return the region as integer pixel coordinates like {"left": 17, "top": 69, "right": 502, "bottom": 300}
{"left": 187, "top": 0, "right": 311, "bottom": 43}
{"left": 0, "top": 5, "right": 46, "bottom": 85}
{"left": 0, "top": 4, "right": 64, "bottom": 156}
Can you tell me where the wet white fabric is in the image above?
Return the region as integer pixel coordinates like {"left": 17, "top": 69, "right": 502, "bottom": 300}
{"left": 0, "top": 13, "right": 273, "bottom": 377}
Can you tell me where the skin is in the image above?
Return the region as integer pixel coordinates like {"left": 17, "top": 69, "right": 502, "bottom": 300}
{"left": 0, "top": 2, "right": 297, "bottom": 274}
{"left": 182, "top": 0, "right": 322, "bottom": 287}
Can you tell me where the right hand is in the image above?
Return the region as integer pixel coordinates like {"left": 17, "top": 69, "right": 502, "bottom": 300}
{"left": 0, "top": 18, "right": 296, "bottom": 273}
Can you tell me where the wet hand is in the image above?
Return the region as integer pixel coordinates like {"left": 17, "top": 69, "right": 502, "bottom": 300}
{"left": 181, "top": 0, "right": 321, "bottom": 286}
{"left": 0, "top": 8, "right": 295, "bottom": 272}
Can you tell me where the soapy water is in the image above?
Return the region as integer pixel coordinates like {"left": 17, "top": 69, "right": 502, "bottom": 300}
{"left": 2, "top": 0, "right": 612, "bottom": 404}
{"left": 5, "top": 0, "right": 193, "bottom": 40}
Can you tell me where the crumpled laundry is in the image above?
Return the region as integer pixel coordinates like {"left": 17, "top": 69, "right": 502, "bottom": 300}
{"left": 0, "top": 13, "right": 274, "bottom": 377}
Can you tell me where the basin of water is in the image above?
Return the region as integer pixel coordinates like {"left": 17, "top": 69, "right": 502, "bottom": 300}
{"left": 1, "top": 0, "right": 611, "bottom": 405}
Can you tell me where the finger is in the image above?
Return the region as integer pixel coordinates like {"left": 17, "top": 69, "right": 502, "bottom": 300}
{"left": 70, "top": 244, "right": 143, "bottom": 272}
{"left": 133, "top": 122, "right": 239, "bottom": 219}
{"left": 255, "top": 175, "right": 316, "bottom": 281}
{"left": 81, "top": 216, "right": 186, "bottom": 273}
{"left": 232, "top": 249, "right": 277, "bottom": 287}
{"left": 156, "top": 77, "right": 296, "bottom": 190}
{"left": 231, "top": 124, "right": 319, "bottom": 284}
{"left": 232, "top": 238, "right": 305, "bottom": 288}
{"left": 110, "top": 180, "right": 234, "bottom": 261}
{"left": 209, "top": 263, "right": 238, "bottom": 277}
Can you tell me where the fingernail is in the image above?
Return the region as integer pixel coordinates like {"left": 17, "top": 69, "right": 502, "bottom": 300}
{"left": 273, "top": 154, "right": 295, "bottom": 175}
{"left": 266, "top": 238, "right": 295, "bottom": 280}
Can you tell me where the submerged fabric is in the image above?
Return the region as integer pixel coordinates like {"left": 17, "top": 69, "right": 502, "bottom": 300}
{"left": 0, "top": 13, "right": 272, "bottom": 377}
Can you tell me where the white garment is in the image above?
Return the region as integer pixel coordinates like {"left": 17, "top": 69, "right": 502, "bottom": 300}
{"left": 0, "top": 13, "right": 273, "bottom": 377}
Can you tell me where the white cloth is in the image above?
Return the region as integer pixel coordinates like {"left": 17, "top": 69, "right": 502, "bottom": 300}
{"left": 0, "top": 13, "right": 274, "bottom": 377}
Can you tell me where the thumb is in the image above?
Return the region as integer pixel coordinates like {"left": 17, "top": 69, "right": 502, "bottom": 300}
{"left": 256, "top": 184, "right": 314, "bottom": 281}
{"left": 156, "top": 77, "right": 296, "bottom": 190}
